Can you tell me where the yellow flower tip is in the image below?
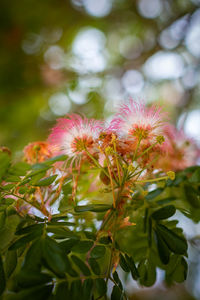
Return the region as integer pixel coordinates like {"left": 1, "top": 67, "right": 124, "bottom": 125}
{"left": 142, "top": 191, "right": 148, "bottom": 197}
{"left": 128, "top": 165, "right": 135, "bottom": 173}
{"left": 105, "top": 146, "right": 114, "bottom": 155}
{"left": 156, "top": 135, "right": 165, "bottom": 144}
{"left": 122, "top": 163, "right": 128, "bottom": 169}
{"left": 167, "top": 171, "right": 175, "bottom": 180}
{"left": 111, "top": 133, "right": 117, "bottom": 142}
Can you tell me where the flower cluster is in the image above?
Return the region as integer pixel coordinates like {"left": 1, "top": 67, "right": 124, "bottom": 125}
{"left": 20, "top": 100, "right": 199, "bottom": 218}
{"left": 46, "top": 100, "right": 198, "bottom": 177}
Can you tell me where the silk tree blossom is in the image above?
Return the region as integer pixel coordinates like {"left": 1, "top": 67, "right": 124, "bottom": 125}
{"left": 48, "top": 114, "right": 103, "bottom": 159}
{"left": 157, "top": 125, "right": 200, "bottom": 171}
{"left": 109, "top": 100, "right": 167, "bottom": 141}
{"left": 24, "top": 141, "right": 52, "bottom": 164}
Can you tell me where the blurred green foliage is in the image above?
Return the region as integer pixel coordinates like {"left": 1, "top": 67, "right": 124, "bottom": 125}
{"left": 1, "top": 0, "right": 200, "bottom": 152}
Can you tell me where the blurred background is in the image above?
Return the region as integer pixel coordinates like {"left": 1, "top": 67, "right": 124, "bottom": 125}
{"left": 1, "top": 0, "right": 200, "bottom": 298}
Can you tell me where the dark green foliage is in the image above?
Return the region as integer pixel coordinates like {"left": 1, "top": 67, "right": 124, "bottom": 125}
{"left": 155, "top": 224, "right": 187, "bottom": 255}
{"left": 0, "top": 255, "right": 6, "bottom": 295}
{"left": 72, "top": 240, "right": 93, "bottom": 253}
{"left": 151, "top": 205, "right": 176, "bottom": 220}
{"left": 42, "top": 237, "right": 70, "bottom": 277}
{"left": 0, "top": 152, "right": 10, "bottom": 181}
{"left": 88, "top": 258, "right": 101, "bottom": 275}
{"left": 4, "top": 250, "right": 17, "bottom": 278}
{"left": 111, "top": 285, "right": 123, "bottom": 300}
{"left": 95, "top": 278, "right": 107, "bottom": 297}
{"left": 0, "top": 152, "right": 199, "bottom": 299}
{"left": 32, "top": 174, "right": 57, "bottom": 186}
{"left": 71, "top": 255, "right": 91, "bottom": 276}
{"left": 75, "top": 204, "right": 112, "bottom": 213}
{"left": 90, "top": 245, "right": 106, "bottom": 259}
{"left": 138, "top": 259, "right": 156, "bottom": 287}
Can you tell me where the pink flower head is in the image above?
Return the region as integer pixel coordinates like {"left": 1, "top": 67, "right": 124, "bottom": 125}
{"left": 159, "top": 125, "right": 200, "bottom": 171}
{"left": 48, "top": 114, "right": 103, "bottom": 158}
{"left": 109, "top": 100, "right": 167, "bottom": 141}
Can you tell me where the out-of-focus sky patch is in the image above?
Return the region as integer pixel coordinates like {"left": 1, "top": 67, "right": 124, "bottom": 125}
{"left": 185, "top": 9, "right": 200, "bottom": 57}
{"left": 178, "top": 110, "right": 200, "bottom": 145}
{"left": 71, "top": 0, "right": 113, "bottom": 17}
{"left": 48, "top": 92, "right": 71, "bottom": 116}
{"left": 70, "top": 27, "right": 107, "bottom": 73}
{"left": 143, "top": 51, "right": 185, "bottom": 80}
{"left": 138, "top": 0, "right": 163, "bottom": 19}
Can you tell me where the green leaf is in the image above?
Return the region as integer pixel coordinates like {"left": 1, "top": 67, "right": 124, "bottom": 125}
{"left": 18, "top": 187, "right": 29, "bottom": 194}
{"left": 151, "top": 205, "right": 176, "bottom": 220}
{"left": 44, "top": 155, "right": 68, "bottom": 165}
{"left": 9, "top": 230, "right": 43, "bottom": 250}
{"left": 166, "top": 256, "right": 188, "bottom": 283}
{"left": 5, "top": 250, "right": 17, "bottom": 278}
{"left": 75, "top": 204, "right": 112, "bottom": 213}
{"left": 119, "top": 254, "right": 130, "bottom": 272}
{"left": 125, "top": 254, "right": 139, "bottom": 280}
{"left": 156, "top": 224, "right": 187, "bottom": 255}
{"left": 54, "top": 282, "right": 69, "bottom": 300}
{"left": 70, "top": 280, "right": 82, "bottom": 299}
{"left": 16, "top": 223, "right": 44, "bottom": 235}
{"left": 4, "top": 175, "right": 21, "bottom": 182}
{"left": 72, "top": 240, "right": 93, "bottom": 253}
{"left": 156, "top": 197, "right": 177, "bottom": 205}
{"left": 189, "top": 168, "right": 200, "bottom": 183}
{"left": 1, "top": 198, "right": 15, "bottom": 206}
{"left": 184, "top": 184, "right": 200, "bottom": 208}
{"left": 99, "top": 236, "right": 112, "bottom": 244}
{"left": 113, "top": 271, "right": 123, "bottom": 290}
{"left": 29, "top": 171, "right": 47, "bottom": 185}
{"left": 154, "top": 229, "right": 170, "bottom": 264}
{"left": 145, "top": 188, "right": 163, "bottom": 200}
{"left": 88, "top": 258, "right": 100, "bottom": 275}
{"left": 71, "top": 255, "right": 91, "bottom": 276}
{"left": 33, "top": 174, "right": 57, "bottom": 186}
{"left": 84, "top": 231, "right": 96, "bottom": 240}
{"left": 90, "top": 245, "right": 106, "bottom": 259}
{"left": 0, "top": 210, "right": 6, "bottom": 228}
{"left": 46, "top": 226, "right": 77, "bottom": 239}
{"left": 17, "top": 270, "right": 52, "bottom": 288}
{"left": 83, "top": 279, "right": 93, "bottom": 300}
{"left": 138, "top": 259, "right": 156, "bottom": 287}
{"left": 0, "top": 152, "right": 10, "bottom": 181}
{"left": 59, "top": 237, "right": 80, "bottom": 253}
{"left": 22, "top": 239, "right": 42, "bottom": 271}
{"left": 0, "top": 215, "right": 20, "bottom": 251}
{"left": 1, "top": 183, "right": 15, "bottom": 190}
{"left": 95, "top": 278, "right": 107, "bottom": 297}
{"left": 8, "top": 162, "right": 30, "bottom": 176}
{"left": 0, "top": 255, "right": 6, "bottom": 295}
{"left": 111, "top": 285, "right": 123, "bottom": 300}
{"left": 5, "top": 284, "right": 53, "bottom": 300}
{"left": 42, "top": 237, "right": 70, "bottom": 277}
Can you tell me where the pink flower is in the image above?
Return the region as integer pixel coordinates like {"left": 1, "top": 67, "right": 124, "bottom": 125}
{"left": 48, "top": 114, "right": 103, "bottom": 159}
{"left": 157, "top": 125, "right": 200, "bottom": 171}
{"left": 109, "top": 100, "right": 167, "bottom": 141}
